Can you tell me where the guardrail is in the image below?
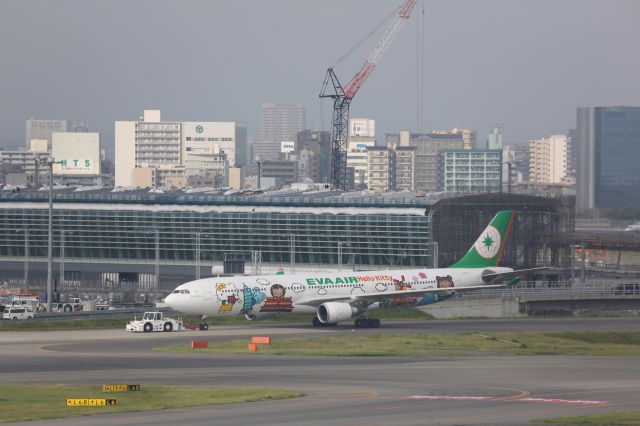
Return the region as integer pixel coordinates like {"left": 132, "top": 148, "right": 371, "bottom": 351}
{"left": 458, "top": 282, "right": 640, "bottom": 301}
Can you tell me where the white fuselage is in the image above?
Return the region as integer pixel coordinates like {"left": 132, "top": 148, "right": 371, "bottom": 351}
{"left": 164, "top": 266, "right": 512, "bottom": 317}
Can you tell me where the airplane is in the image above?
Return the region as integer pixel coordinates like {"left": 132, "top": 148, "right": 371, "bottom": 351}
{"left": 624, "top": 223, "right": 640, "bottom": 234}
{"left": 165, "top": 210, "right": 546, "bottom": 329}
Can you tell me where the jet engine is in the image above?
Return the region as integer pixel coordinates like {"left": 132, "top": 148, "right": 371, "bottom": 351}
{"left": 317, "top": 302, "right": 357, "bottom": 324}
{"left": 244, "top": 313, "right": 277, "bottom": 321}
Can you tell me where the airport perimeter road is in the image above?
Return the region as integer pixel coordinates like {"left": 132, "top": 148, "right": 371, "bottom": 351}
{"left": 2, "top": 317, "right": 640, "bottom": 425}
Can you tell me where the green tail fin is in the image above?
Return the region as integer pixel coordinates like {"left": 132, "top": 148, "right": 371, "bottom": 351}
{"left": 448, "top": 210, "right": 515, "bottom": 268}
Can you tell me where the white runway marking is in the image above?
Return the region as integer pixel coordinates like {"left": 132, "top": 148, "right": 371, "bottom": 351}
{"left": 407, "top": 396, "right": 608, "bottom": 405}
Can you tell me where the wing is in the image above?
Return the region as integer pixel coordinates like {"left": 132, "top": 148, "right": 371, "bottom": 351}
{"left": 295, "top": 284, "right": 506, "bottom": 308}
{"left": 482, "top": 267, "right": 549, "bottom": 283}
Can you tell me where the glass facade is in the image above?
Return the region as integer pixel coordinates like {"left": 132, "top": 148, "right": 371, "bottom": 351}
{"left": 0, "top": 191, "right": 431, "bottom": 271}
{"left": 442, "top": 150, "right": 502, "bottom": 192}
{"left": 594, "top": 107, "right": 640, "bottom": 207}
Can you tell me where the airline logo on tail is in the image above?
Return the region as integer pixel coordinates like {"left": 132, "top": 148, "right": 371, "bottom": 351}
{"left": 449, "top": 210, "right": 515, "bottom": 269}
{"left": 474, "top": 225, "right": 501, "bottom": 259}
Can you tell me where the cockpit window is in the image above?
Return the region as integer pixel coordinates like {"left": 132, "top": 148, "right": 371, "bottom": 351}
{"left": 173, "top": 290, "right": 180, "bottom": 294}
{"left": 180, "top": 289, "right": 190, "bottom": 294}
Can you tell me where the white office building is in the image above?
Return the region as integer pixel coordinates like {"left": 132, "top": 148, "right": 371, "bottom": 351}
{"left": 115, "top": 110, "right": 246, "bottom": 188}
{"left": 347, "top": 118, "right": 376, "bottom": 190}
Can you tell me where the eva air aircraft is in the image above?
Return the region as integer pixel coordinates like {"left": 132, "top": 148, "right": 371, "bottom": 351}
{"left": 165, "top": 210, "right": 543, "bottom": 329}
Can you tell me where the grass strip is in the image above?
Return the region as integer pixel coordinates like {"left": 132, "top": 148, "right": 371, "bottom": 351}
{"left": 532, "top": 411, "right": 640, "bottom": 425}
{"left": 155, "top": 331, "right": 640, "bottom": 357}
{"left": 0, "top": 307, "right": 432, "bottom": 331}
{"left": 0, "top": 384, "right": 302, "bottom": 423}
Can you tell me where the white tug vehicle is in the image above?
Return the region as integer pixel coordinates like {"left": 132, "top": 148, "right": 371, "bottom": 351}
{"left": 126, "top": 311, "right": 184, "bottom": 332}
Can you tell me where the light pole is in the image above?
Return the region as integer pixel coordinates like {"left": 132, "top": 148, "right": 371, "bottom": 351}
{"left": 17, "top": 229, "right": 29, "bottom": 289}
{"left": 59, "top": 230, "right": 73, "bottom": 290}
{"left": 195, "top": 233, "right": 201, "bottom": 280}
{"left": 155, "top": 229, "right": 160, "bottom": 290}
{"left": 432, "top": 241, "right": 439, "bottom": 268}
{"left": 195, "top": 233, "right": 209, "bottom": 280}
{"left": 289, "top": 233, "right": 295, "bottom": 274}
{"left": 44, "top": 158, "right": 62, "bottom": 312}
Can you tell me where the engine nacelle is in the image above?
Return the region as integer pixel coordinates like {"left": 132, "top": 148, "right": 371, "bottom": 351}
{"left": 244, "top": 313, "right": 277, "bottom": 321}
{"left": 317, "top": 302, "right": 357, "bottom": 324}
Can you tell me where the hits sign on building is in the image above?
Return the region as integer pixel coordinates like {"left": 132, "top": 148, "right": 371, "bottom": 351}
{"left": 52, "top": 132, "right": 101, "bottom": 175}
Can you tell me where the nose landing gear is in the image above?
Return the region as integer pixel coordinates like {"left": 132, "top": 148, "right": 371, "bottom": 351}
{"left": 199, "top": 315, "right": 209, "bottom": 331}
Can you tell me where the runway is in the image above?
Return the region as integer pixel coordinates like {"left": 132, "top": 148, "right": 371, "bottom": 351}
{"left": 2, "top": 317, "right": 640, "bottom": 425}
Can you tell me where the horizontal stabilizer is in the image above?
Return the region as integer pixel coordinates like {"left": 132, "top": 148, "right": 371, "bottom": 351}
{"left": 481, "top": 267, "right": 549, "bottom": 284}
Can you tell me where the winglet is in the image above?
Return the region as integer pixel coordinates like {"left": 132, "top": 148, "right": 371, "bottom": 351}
{"left": 449, "top": 210, "right": 515, "bottom": 268}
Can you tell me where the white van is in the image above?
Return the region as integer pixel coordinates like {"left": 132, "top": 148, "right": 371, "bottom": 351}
{"left": 3, "top": 306, "right": 34, "bottom": 320}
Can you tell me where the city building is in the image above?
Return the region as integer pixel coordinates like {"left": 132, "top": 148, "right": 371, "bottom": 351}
{"left": 258, "top": 160, "right": 298, "bottom": 188}
{"left": 366, "top": 147, "right": 392, "bottom": 191}
{"left": 257, "top": 102, "right": 306, "bottom": 162}
{"left": 115, "top": 110, "right": 246, "bottom": 188}
{"left": 51, "top": 132, "right": 110, "bottom": 187}
{"left": 528, "top": 135, "right": 568, "bottom": 185}
{"left": 366, "top": 131, "right": 416, "bottom": 192}
{"left": 503, "top": 141, "right": 530, "bottom": 185}
{"left": 487, "top": 126, "right": 503, "bottom": 150}
{"left": 576, "top": 106, "right": 640, "bottom": 208}
{"left": 347, "top": 118, "right": 376, "bottom": 190}
{"left": 441, "top": 150, "right": 502, "bottom": 192}
{"left": 394, "top": 146, "right": 416, "bottom": 191}
{"left": 26, "top": 119, "right": 68, "bottom": 150}
{"left": 406, "top": 130, "right": 469, "bottom": 193}
{"left": 294, "top": 130, "right": 331, "bottom": 184}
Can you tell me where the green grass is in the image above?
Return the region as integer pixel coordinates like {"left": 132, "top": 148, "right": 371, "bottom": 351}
{"left": 0, "top": 384, "right": 302, "bottom": 423}
{"left": 155, "top": 331, "right": 640, "bottom": 357}
{"left": 533, "top": 411, "right": 640, "bottom": 425}
{"left": 0, "top": 307, "right": 432, "bottom": 331}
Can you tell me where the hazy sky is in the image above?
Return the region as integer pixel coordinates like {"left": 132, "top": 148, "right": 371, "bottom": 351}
{"left": 1, "top": 0, "right": 639, "bottom": 156}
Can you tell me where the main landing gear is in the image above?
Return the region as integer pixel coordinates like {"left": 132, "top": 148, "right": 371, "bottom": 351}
{"left": 354, "top": 318, "right": 380, "bottom": 329}
{"left": 199, "top": 315, "right": 209, "bottom": 331}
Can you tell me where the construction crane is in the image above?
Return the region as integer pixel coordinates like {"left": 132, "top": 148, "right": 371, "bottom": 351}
{"left": 320, "top": 0, "right": 417, "bottom": 191}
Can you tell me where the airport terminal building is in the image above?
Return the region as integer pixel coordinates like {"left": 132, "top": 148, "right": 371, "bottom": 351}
{"left": 0, "top": 188, "right": 574, "bottom": 298}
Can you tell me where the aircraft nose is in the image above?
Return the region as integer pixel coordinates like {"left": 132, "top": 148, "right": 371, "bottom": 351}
{"left": 165, "top": 293, "right": 177, "bottom": 308}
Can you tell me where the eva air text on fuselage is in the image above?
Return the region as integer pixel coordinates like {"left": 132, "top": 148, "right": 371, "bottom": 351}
{"left": 304, "top": 275, "right": 395, "bottom": 286}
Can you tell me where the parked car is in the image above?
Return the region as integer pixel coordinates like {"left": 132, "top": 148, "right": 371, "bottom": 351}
{"left": 3, "top": 306, "right": 34, "bottom": 320}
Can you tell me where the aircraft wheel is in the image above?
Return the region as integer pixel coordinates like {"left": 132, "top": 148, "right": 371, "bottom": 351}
{"left": 371, "top": 319, "right": 380, "bottom": 328}
{"left": 199, "top": 323, "right": 209, "bottom": 331}
{"left": 312, "top": 317, "right": 321, "bottom": 327}
{"left": 143, "top": 322, "right": 153, "bottom": 332}
{"left": 354, "top": 318, "right": 362, "bottom": 328}
{"left": 163, "top": 322, "right": 173, "bottom": 332}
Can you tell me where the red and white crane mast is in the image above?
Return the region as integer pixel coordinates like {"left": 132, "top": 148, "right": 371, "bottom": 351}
{"left": 320, "top": 0, "right": 416, "bottom": 190}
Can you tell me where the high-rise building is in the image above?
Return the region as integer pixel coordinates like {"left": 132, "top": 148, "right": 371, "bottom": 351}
{"left": 395, "top": 147, "right": 416, "bottom": 191}
{"left": 115, "top": 110, "right": 246, "bottom": 188}
{"left": 408, "top": 130, "right": 468, "bottom": 193}
{"left": 441, "top": 150, "right": 502, "bottom": 192}
{"left": 528, "top": 135, "right": 568, "bottom": 184}
{"left": 366, "top": 147, "right": 392, "bottom": 192}
{"left": 487, "top": 127, "right": 503, "bottom": 150}
{"left": 576, "top": 106, "right": 640, "bottom": 208}
{"left": 26, "top": 119, "right": 68, "bottom": 151}
{"left": 295, "top": 130, "right": 331, "bottom": 184}
{"left": 347, "top": 118, "right": 376, "bottom": 190}
{"left": 258, "top": 102, "right": 305, "bottom": 162}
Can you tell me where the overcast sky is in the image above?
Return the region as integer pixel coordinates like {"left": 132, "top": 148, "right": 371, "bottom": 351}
{"left": 1, "top": 0, "right": 638, "bottom": 156}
